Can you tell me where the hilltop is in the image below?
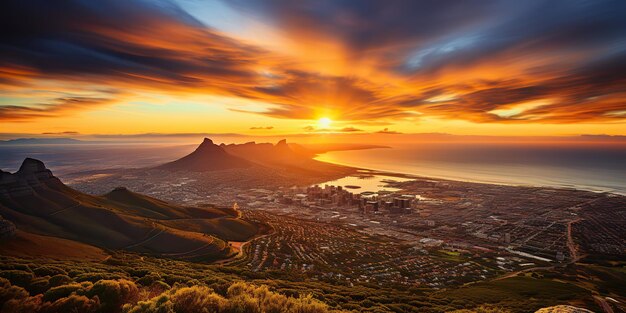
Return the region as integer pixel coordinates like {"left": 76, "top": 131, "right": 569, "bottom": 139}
{"left": 0, "top": 158, "right": 258, "bottom": 261}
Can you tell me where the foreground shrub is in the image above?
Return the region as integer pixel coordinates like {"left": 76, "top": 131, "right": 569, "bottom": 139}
{"left": 136, "top": 273, "right": 163, "bottom": 287}
{"left": 225, "top": 293, "right": 260, "bottom": 313}
{"left": 226, "top": 282, "right": 332, "bottom": 313}
{"left": 76, "top": 272, "right": 126, "bottom": 283}
{"left": 0, "top": 270, "right": 33, "bottom": 287}
{"left": 40, "top": 294, "right": 100, "bottom": 313}
{"left": 121, "top": 281, "right": 341, "bottom": 313}
{"left": 27, "top": 277, "right": 50, "bottom": 295}
{"left": 43, "top": 283, "right": 88, "bottom": 302}
{"left": 122, "top": 294, "right": 173, "bottom": 313}
{"left": 449, "top": 305, "right": 513, "bottom": 313}
{"left": 0, "top": 278, "right": 29, "bottom": 308}
{"left": 88, "top": 279, "right": 139, "bottom": 313}
{"left": 3, "top": 295, "right": 43, "bottom": 313}
{"left": 48, "top": 274, "right": 72, "bottom": 287}
{"left": 33, "top": 266, "right": 67, "bottom": 277}
{"left": 170, "top": 286, "right": 227, "bottom": 313}
{"left": 138, "top": 281, "right": 171, "bottom": 301}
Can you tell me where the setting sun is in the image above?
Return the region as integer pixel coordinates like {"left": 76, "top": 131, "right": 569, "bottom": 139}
{"left": 318, "top": 117, "right": 332, "bottom": 128}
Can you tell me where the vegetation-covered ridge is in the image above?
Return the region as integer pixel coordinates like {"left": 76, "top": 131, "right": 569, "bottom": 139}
{"left": 0, "top": 274, "right": 344, "bottom": 313}
{"left": 1, "top": 254, "right": 618, "bottom": 313}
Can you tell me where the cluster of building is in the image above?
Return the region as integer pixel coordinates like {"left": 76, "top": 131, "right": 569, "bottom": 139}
{"left": 236, "top": 210, "right": 505, "bottom": 289}
{"left": 304, "top": 185, "right": 357, "bottom": 207}
{"left": 270, "top": 184, "right": 420, "bottom": 215}
{"left": 357, "top": 194, "right": 417, "bottom": 214}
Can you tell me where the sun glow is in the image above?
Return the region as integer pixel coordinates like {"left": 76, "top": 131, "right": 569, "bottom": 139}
{"left": 318, "top": 117, "right": 332, "bottom": 128}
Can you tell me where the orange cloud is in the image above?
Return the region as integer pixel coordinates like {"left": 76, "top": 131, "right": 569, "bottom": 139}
{"left": 1, "top": 0, "right": 625, "bottom": 130}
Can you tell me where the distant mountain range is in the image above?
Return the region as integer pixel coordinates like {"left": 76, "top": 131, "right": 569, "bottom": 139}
{"left": 157, "top": 137, "right": 351, "bottom": 173}
{"left": 0, "top": 138, "right": 85, "bottom": 145}
{"left": 157, "top": 138, "right": 252, "bottom": 171}
{"left": 0, "top": 158, "right": 258, "bottom": 260}
{"left": 221, "top": 139, "right": 313, "bottom": 166}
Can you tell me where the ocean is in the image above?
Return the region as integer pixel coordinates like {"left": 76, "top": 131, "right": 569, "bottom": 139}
{"left": 1, "top": 142, "right": 625, "bottom": 195}
{"left": 316, "top": 143, "right": 626, "bottom": 195}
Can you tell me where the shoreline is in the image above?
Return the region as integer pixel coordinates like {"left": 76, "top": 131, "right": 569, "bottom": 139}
{"left": 318, "top": 160, "right": 626, "bottom": 197}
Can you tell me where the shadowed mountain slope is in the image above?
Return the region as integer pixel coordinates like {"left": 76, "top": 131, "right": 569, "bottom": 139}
{"left": 102, "top": 187, "right": 231, "bottom": 219}
{"left": 0, "top": 158, "right": 257, "bottom": 260}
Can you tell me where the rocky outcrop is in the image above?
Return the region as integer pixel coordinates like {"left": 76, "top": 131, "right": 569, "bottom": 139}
{"left": 0, "top": 158, "right": 59, "bottom": 198}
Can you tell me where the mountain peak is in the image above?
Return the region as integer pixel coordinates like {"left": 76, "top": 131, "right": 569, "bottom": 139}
{"left": 194, "top": 138, "right": 221, "bottom": 152}
{"left": 17, "top": 158, "right": 48, "bottom": 174}
{"left": 157, "top": 137, "right": 251, "bottom": 171}
{"left": 276, "top": 139, "right": 288, "bottom": 146}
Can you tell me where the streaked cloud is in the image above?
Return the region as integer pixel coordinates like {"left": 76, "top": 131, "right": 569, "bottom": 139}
{"left": 0, "top": 96, "right": 117, "bottom": 121}
{"left": 0, "top": 0, "right": 625, "bottom": 131}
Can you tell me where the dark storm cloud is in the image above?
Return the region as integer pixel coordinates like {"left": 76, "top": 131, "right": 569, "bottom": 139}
{"left": 226, "top": 0, "right": 500, "bottom": 53}
{"left": 226, "top": 0, "right": 626, "bottom": 73}
{"left": 0, "top": 0, "right": 264, "bottom": 89}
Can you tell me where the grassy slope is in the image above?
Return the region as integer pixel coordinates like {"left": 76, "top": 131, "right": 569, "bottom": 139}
{"left": 0, "top": 230, "right": 108, "bottom": 261}
{"left": 102, "top": 187, "right": 232, "bottom": 219}
{"left": 161, "top": 217, "right": 258, "bottom": 241}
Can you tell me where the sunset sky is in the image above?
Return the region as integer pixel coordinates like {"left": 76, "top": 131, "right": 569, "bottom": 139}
{"left": 1, "top": 0, "right": 626, "bottom": 137}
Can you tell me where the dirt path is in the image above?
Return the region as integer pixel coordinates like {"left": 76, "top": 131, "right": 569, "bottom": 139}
{"left": 162, "top": 238, "right": 216, "bottom": 257}
{"left": 124, "top": 228, "right": 165, "bottom": 249}
{"left": 566, "top": 218, "right": 582, "bottom": 261}
{"left": 49, "top": 203, "right": 80, "bottom": 216}
{"left": 213, "top": 223, "right": 275, "bottom": 265}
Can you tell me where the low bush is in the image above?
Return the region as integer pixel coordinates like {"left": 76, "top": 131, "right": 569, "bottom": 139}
{"left": 33, "top": 266, "right": 67, "bottom": 277}
{"left": 48, "top": 274, "right": 72, "bottom": 287}
{"left": 0, "top": 270, "right": 33, "bottom": 287}
{"left": 87, "top": 279, "right": 139, "bottom": 313}
{"left": 123, "top": 295, "right": 173, "bottom": 313}
{"left": 40, "top": 294, "right": 100, "bottom": 313}
{"left": 43, "top": 283, "right": 90, "bottom": 303}
{"left": 0, "top": 278, "right": 29, "bottom": 308}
